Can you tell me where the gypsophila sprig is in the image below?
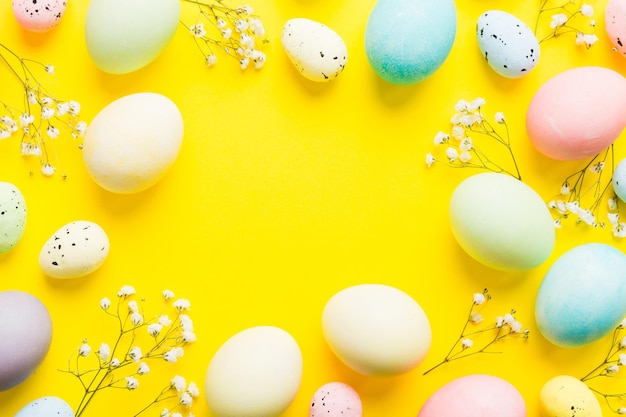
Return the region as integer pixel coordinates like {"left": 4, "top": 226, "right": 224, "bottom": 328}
{"left": 423, "top": 289, "right": 529, "bottom": 375}
{"left": 0, "top": 43, "right": 86, "bottom": 177}
{"left": 61, "top": 286, "right": 198, "bottom": 417}
{"left": 579, "top": 318, "right": 626, "bottom": 414}
{"left": 181, "top": 0, "right": 268, "bottom": 70}
{"left": 535, "top": 0, "right": 598, "bottom": 47}
{"left": 425, "top": 98, "right": 522, "bottom": 180}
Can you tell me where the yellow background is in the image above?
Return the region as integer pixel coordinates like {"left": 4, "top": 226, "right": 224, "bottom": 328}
{"left": 0, "top": 0, "right": 625, "bottom": 416}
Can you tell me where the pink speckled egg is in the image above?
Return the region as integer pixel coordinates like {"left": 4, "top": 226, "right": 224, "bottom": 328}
{"left": 606, "top": 0, "right": 626, "bottom": 58}
{"left": 418, "top": 375, "right": 526, "bottom": 417}
{"left": 526, "top": 66, "right": 626, "bottom": 161}
{"left": 12, "top": 0, "right": 67, "bottom": 33}
{"left": 310, "top": 382, "right": 362, "bottom": 417}
{"left": 0, "top": 290, "right": 53, "bottom": 391}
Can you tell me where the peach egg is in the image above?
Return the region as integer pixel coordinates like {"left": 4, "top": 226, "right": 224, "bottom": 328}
{"left": 12, "top": 0, "right": 67, "bottom": 33}
{"left": 606, "top": 0, "right": 626, "bottom": 58}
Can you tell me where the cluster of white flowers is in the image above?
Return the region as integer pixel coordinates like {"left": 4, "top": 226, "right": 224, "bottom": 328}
{"left": 63, "top": 286, "right": 197, "bottom": 417}
{"left": 183, "top": 0, "right": 267, "bottom": 70}
{"left": 425, "top": 98, "right": 521, "bottom": 180}
{"left": 423, "top": 289, "right": 528, "bottom": 375}
{"left": 0, "top": 43, "right": 86, "bottom": 177}
{"left": 536, "top": 1, "right": 598, "bottom": 47}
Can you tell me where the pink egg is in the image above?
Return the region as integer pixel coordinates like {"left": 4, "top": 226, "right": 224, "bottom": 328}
{"left": 310, "top": 382, "right": 362, "bottom": 417}
{"left": 526, "top": 66, "right": 626, "bottom": 161}
{"left": 606, "top": 0, "right": 626, "bottom": 58}
{"left": 0, "top": 290, "right": 53, "bottom": 391}
{"left": 418, "top": 374, "right": 526, "bottom": 417}
{"left": 12, "top": 0, "right": 67, "bottom": 33}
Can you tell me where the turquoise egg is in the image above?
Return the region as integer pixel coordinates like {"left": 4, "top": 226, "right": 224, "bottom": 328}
{"left": 535, "top": 243, "right": 626, "bottom": 347}
{"left": 612, "top": 159, "right": 626, "bottom": 202}
{"left": 0, "top": 182, "right": 26, "bottom": 254}
{"left": 449, "top": 173, "right": 555, "bottom": 272}
{"left": 364, "top": 0, "right": 456, "bottom": 85}
{"left": 85, "top": 0, "right": 180, "bottom": 74}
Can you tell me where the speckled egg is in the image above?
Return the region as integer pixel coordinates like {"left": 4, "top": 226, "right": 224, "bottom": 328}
{"left": 606, "top": 0, "right": 626, "bottom": 58}
{"left": 364, "top": 0, "right": 456, "bottom": 85}
{"left": 281, "top": 18, "right": 348, "bottom": 82}
{"left": 418, "top": 375, "right": 526, "bottom": 417}
{"left": 539, "top": 375, "right": 601, "bottom": 417}
{"left": 14, "top": 396, "right": 74, "bottom": 417}
{"left": 613, "top": 159, "right": 626, "bottom": 202}
{"left": 322, "top": 284, "right": 431, "bottom": 376}
{"left": 85, "top": 0, "right": 179, "bottom": 74}
{"left": 12, "top": 0, "right": 67, "bottom": 32}
{"left": 0, "top": 182, "right": 26, "bottom": 254}
{"left": 82, "top": 92, "right": 184, "bottom": 194}
{"left": 526, "top": 66, "right": 626, "bottom": 161}
{"left": 449, "top": 173, "right": 555, "bottom": 272}
{"left": 476, "top": 10, "right": 540, "bottom": 78}
{"left": 535, "top": 243, "right": 626, "bottom": 347}
{"left": 310, "top": 382, "right": 362, "bottom": 417}
{"left": 39, "top": 220, "right": 109, "bottom": 279}
{"left": 0, "top": 291, "right": 52, "bottom": 391}
{"left": 205, "top": 326, "right": 302, "bottom": 417}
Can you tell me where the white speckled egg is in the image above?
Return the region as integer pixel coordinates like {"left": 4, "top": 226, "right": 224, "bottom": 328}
{"left": 14, "top": 396, "right": 74, "bottom": 417}
{"left": 606, "top": 0, "right": 626, "bottom": 58}
{"left": 12, "top": 0, "right": 67, "bottom": 33}
{"left": 205, "top": 326, "right": 302, "bottom": 417}
{"left": 539, "top": 375, "right": 601, "bottom": 417}
{"left": 322, "top": 284, "right": 431, "bottom": 376}
{"left": 0, "top": 182, "right": 26, "bottom": 254}
{"left": 310, "top": 382, "right": 362, "bottom": 417}
{"left": 85, "top": 0, "right": 179, "bottom": 74}
{"left": 281, "top": 18, "right": 348, "bottom": 82}
{"left": 82, "top": 92, "right": 184, "bottom": 194}
{"left": 535, "top": 243, "right": 626, "bottom": 347}
{"left": 450, "top": 173, "right": 555, "bottom": 272}
{"left": 613, "top": 159, "right": 626, "bottom": 202}
{"left": 39, "top": 220, "right": 109, "bottom": 279}
{"left": 476, "top": 10, "right": 540, "bottom": 78}
{"left": 0, "top": 291, "right": 52, "bottom": 391}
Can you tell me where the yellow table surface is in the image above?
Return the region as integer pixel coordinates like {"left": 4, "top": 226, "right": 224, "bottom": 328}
{"left": 1, "top": 0, "right": 625, "bottom": 416}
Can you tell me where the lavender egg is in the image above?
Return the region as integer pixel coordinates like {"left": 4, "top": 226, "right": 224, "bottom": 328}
{"left": 12, "top": 0, "right": 67, "bottom": 32}
{"left": 0, "top": 291, "right": 52, "bottom": 391}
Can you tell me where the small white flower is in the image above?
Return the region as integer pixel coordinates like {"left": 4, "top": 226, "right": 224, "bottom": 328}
{"left": 27, "top": 91, "right": 37, "bottom": 105}
{"left": 216, "top": 18, "right": 227, "bottom": 29}
{"left": 609, "top": 196, "right": 619, "bottom": 211}
{"left": 1, "top": 116, "right": 17, "bottom": 131}
{"left": 221, "top": 28, "right": 232, "bottom": 39}
{"left": 98, "top": 343, "right": 110, "bottom": 361}
{"left": 148, "top": 323, "right": 163, "bottom": 337}
{"left": 618, "top": 407, "right": 626, "bottom": 414}
{"left": 503, "top": 313, "right": 515, "bottom": 325}
{"left": 19, "top": 113, "right": 34, "bottom": 127}
{"left": 252, "top": 51, "right": 266, "bottom": 69}
{"left": 580, "top": 4, "right": 594, "bottom": 17}
{"left": 579, "top": 209, "right": 596, "bottom": 226}
{"left": 41, "top": 107, "right": 55, "bottom": 120}
{"left": 126, "top": 376, "right": 139, "bottom": 390}
{"left": 590, "top": 162, "right": 605, "bottom": 173}
{"left": 606, "top": 364, "right": 620, "bottom": 374}
{"left": 127, "top": 300, "right": 139, "bottom": 313}
{"left": 469, "top": 97, "right": 486, "bottom": 110}
{"left": 45, "top": 65, "right": 54, "bottom": 74}
{"left": 451, "top": 125, "right": 465, "bottom": 140}
{"left": 159, "top": 315, "right": 172, "bottom": 326}
{"left": 461, "top": 338, "right": 473, "bottom": 349}
{"left": 40, "top": 97, "right": 53, "bottom": 106}
{"left": 74, "top": 121, "right": 87, "bottom": 137}
{"left": 614, "top": 223, "right": 626, "bottom": 238}
{"left": 620, "top": 318, "right": 626, "bottom": 329}
{"left": 473, "top": 292, "right": 486, "bottom": 305}
{"left": 187, "top": 382, "right": 200, "bottom": 397}
{"left": 118, "top": 285, "right": 136, "bottom": 297}
{"left": 445, "top": 147, "right": 459, "bottom": 162}
{"left": 460, "top": 138, "right": 473, "bottom": 152}
{"left": 68, "top": 101, "right": 81, "bottom": 116}
{"left": 550, "top": 13, "right": 568, "bottom": 28}
{"left": 0, "top": 129, "right": 10, "bottom": 139}
{"left": 496, "top": 316, "right": 505, "bottom": 328}
{"left": 235, "top": 19, "right": 249, "bottom": 32}
{"left": 79, "top": 343, "right": 91, "bottom": 357}
{"left": 129, "top": 346, "right": 143, "bottom": 362}
{"left": 180, "top": 314, "right": 194, "bottom": 331}
{"left": 237, "top": 4, "right": 253, "bottom": 14}
{"left": 560, "top": 182, "right": 570, "bottom": 195}
{"left": 553, "top": 218, "right": 562, "bottom": 228}
{"left": 205, "top": 54, "right": 218, "bottom": 67}
{"left": 160, "top": 408, "right": 170, "bottom": 417}
{"left": 469, "top": 312, "right": 483, "bottom": 324}
{"left": 57, "top": 102, "right": 69, "bottom": 116}
{"left": 425, "top": 153, "right": 436, "bottom": 168}
{"left": 100, "top": 297, "right": 111, "bottom": 310}
{"left": 41, "top": 163, "right": 55, "bottom": 176}
{"left": 171, "top": 413, "right": 182, "bottom": 417}
{"left": 608, "top": 213, "right": 620, "bottom": 226}
{"left": 619, "top": 353, "right": 626, "bottom": 366}
{"left": 459, "top": 151, "right": 472, "bottom": 163}
{"left": 131, "top": 312, "right": 144, "bottom": 326}
{"left": 240, "top": 58, "right": 250, "bottom": 70}
{"left": 182, "top": 330, "right": 197, "bottom": 343}
{"left": 46, "top": 125, "right": 60, "bottom": 139}
{"left": 180, "top": 392, "right": 193, "bottom": 407}
{"left": 433, "top": 131, "right": 449, "bottom": 145}
{"left": 138, "top": 362, "right": 150, "bottom": 375}
{"left": 454, "top": 99, "right": 469, "bottom": 112}
{"left": 494, "top": 112, "right": 505, "bottom": 124}
{"left": 459, "top": 113, "right": 480, "bottom": 127}
{"left": 109, "top": 358, "right": 120, "bottom": 368}
{"left": 173, "top": 299, "right": 191, "bottom": 312}
{"left": 510, "top": 321, "right": 523, "bottom": 333}
{"left": 171, "top": 375, "right": 187, "bottom": 392}
{"left": 249, "top": 18, "right": 265, "bottom": 37}
{"left": 575, "top": 32, "right": 599, "bottom": 48}
{"left": 190, "top": 23, "right": 206, "bottom": 38}
{"left": 164, "top": 347, "right": 185, "bottom": 363}
{"left": 163, "top": 290, "right": 175, "bottom": 300}
{"left": 589, "top": 19, "right": 596, "bottom": 27}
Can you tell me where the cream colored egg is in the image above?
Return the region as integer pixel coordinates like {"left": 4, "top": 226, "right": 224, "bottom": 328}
{"left": 539, "top": 375, "right": 601, "bottom": 417}
{"left": 82, "top": 92, "right": 184, "bottom": 194}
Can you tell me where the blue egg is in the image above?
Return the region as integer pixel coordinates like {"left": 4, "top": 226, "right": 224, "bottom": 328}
{"left": 364, "top": 0, "right": 456, "bottom": 85}
{"left": 612, "top": 159, "right": 626, "bottom": 202}
{"left": 535, "top": 243, "right": 626, "bottom": 347}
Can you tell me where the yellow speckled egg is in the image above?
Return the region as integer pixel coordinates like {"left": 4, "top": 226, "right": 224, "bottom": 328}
{"left": 539, "top": 375, "right": 601, "bottom": 417}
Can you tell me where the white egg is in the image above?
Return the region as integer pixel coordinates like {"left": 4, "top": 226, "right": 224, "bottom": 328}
{"left": 281, "top": 18, "right": 348, "bottom": 82}
{"left": 205, "top": 326, "right": 302, "bottom": 417}
{"left": 82, "top": 92, "right": 184, "bottom": 194}
{"left": 322, "top": 284, "right": 431, "bottom": 376}
{"left": 14, "top": 396, "right": 74, "bottom": 417}
{"left": 39, "top": 220, "right": 109, "bottom": 279}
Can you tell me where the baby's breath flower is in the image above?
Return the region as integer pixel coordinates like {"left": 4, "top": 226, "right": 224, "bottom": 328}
{"left": 187, "top": 382, "right": 200, "bottom": 397}
{"left": 473, "top": 292, "right": 486, "bottom": 305}
{"left": 129, "top": 346, "right": 143, "bottom": 362}
{"left": 97, "top": 343, "right": 111, "bottom": 361}
{"left": 110, "top": 358, "right": 120, "bottom": 368}
{"left": 126, "top": 376, "right": 139, "bottom": 390}
{"left": 131, "top": 312, "right": 144, "bottom": 326}
{"left": 606, "top": 364, "right": 620, "bottom": 374}
{"left": 425, "top": 153, "right": 436, "bottom": 168}
{"left": 445, "top": 147, "right": 459, "bottom": 162}
{"left": 148, "top": 323, "right": 163, "bottom": 337}
{"left": 171, "top": 375, "right": 187, "bottom": 392}
{"left": 536, "top": 0, "right": 598, "bottom": 47}
{"left": 434, "top": 131, "right": 449, "bottom": 145}
{"left": 461, "top": 338, "right": 473, "bottom": 349}
{"left": 79, "top": 343, "right": 91, "bottom": 357}
{"left": 580, "top": 4, "right": 593, "bottom": 17}
{"left": 494, "top": 112, "right": 505, "bottom": 124}
{"left": 163, "top": 290, "right": 175, "bottom": 300}
{"left": 100, "top": 297, "right": 111, "bottom": 311}
{"left": 173, "top": 299, "right": 191, "bottom": 312}
{"left": 159, "top": 315, "right": 173, "bottom": 327}
{"left": 550, "top": 13, "right": 568, "bottom": 28}
{"left": 41, "top": 163, "right": 55, "bottom": 176}
{"left": 137, "top": 362, "right": 150, "bottom": 375}
{"left": 190, "top": 23, "right": 206, "bottom": 38}
{"left": 118, "top": 285, "right": 136, "bottom": 298}
{"left": 619, "top": 408, "right": 626, "bottom": 414}
{"left": 164, "top": 347, "right": 185, "bottom": 363}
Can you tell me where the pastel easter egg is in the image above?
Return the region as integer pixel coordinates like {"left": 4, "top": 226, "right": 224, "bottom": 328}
{"left": 85, "top": 0, "right": 179, "bottom": 74}
{"left": 310, "top": 382, "right": 362, "bottom": 417}
{"left": 364, "top": 0, "right": 456, "bottom": 85}
{"left": 281, "top": 18, "right": 348, "bottom": 82}
{"left": 476, "top": 10, "right": 540, "bottom": 78}
{"left": 0, "top": 291, "right": 52, "bottom": 391}
{"left": 322, "top": 284, "right": 431, "bottom": 376}
{"left": 12, "top": 0, "right": 67, "bottom": 33}
{"left": 606, "top": 0, "right": 626, "bottom": 58}
{"left": 39, "top": 220, "right": 109, "bottom": 279}
{"left": 418, "top": 374, "right": 526, "bottom": 417}
{"left": 535, "top": 243, "right": 626, "bottom": 347}
{"left": 613, "top": 159, "right": 626, "bottom": 202}
{"left": 14, "top": 396, "right": 74, "bottom": 417}
{"left": 449, "top": 173, "right": 555, "bottom": 272}
{"left": 0, "top": 182, "right": 26, "bottom": 254}
{"left": 205, "top": 326, "right": 302, "bottom": 417}
{"left": 82, "top": 92, "right": 184, "bottom": 194}
{"left": 526, "top": 66, "right": 626, "bottom": 160}
{"left": 539, "top": 375, "right": 601, "bottom": 417}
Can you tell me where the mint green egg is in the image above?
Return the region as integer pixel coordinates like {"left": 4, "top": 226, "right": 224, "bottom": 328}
{"left": 0, "top": 182, "right": 27, "bottom": 254}
{"left": 449, "top": 173, "right": 555, "bottom": 272}
{"left": 85, "top": 0, "right": 180, "bottom": 74}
